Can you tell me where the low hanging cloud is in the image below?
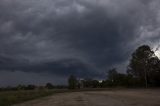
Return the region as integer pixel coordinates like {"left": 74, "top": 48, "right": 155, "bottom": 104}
{"left": 0, "top": 0, "right": 160, "bottom": 85}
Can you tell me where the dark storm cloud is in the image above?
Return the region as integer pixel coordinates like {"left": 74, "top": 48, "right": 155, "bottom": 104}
{"left": 0, "top": 58, "right": 99, "bottom": 78}
{"left": 0, "top": 0, "right": 160, "bottom": 85}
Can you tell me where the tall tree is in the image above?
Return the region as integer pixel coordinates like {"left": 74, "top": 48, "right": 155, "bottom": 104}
{"left": 107, "top": 68, "right": 118, "bottom": 83}
{"left": 127, "top": 45, "right": 158, "bottom": 87}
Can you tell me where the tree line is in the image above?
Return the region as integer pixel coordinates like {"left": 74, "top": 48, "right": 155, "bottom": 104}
{"left": 0, "top": 83, "right": 67, "bottom": 91}
{"left": 68, "top": 45, "right": 160, "bottom": 89}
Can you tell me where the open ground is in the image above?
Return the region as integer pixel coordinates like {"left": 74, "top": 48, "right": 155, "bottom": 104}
{"left": 14, "top": 89, "right": 160, "bottom": 106}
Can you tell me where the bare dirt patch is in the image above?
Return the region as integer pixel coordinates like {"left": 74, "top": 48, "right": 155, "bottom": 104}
{"left": 14, "top": 89, "right": 160, "bottom": 106}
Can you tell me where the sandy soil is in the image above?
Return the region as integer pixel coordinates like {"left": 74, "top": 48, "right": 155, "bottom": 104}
{"left": 14, "top": 89, "right": 160, "bottom": 106}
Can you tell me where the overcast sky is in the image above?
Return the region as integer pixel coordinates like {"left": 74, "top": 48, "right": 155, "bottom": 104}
{"left": 0, "top": 0, "right": 160, "bottom": 86}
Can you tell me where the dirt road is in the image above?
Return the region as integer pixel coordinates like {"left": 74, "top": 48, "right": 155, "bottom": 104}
{"left": 14, "top": 89, "right": 160, "bottom": 106}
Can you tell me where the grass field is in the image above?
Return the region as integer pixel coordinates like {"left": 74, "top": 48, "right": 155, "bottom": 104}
{"left": 0, "top": 90, "right": 56, "bottom": 106}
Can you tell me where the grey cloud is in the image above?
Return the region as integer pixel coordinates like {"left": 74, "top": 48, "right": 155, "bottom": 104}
{"left": 0, "top": 0, "right": 160, "bottom": 85}
{"left": 0, "top": 71, "right": 67, "bottom": 87}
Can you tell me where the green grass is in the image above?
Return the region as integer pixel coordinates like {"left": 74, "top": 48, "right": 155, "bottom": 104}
{"left": 0, "top": 90, "right": 56, "bottom": 106}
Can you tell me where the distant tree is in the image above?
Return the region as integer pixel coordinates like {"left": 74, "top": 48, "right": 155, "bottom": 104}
{"left": 124, "top": 74, "right": 143, "bottom": 87}
{"left": 83, "top": 79, "right": 92, "bottom": 88}
{"left": 81, "top": 79, "right": 100, "bottom": 88}
{"left": 17, "top": 85, "right": 26, "bottom": 90}
{"left": 107, "top": 68, "right": 118, "bottom": 86}
{"left": 106, "top": 68, "right": 129, "bottom": 87}
{"left": 92, "top": 80, "right": 100, "bottom": 88}
{"left": 116, "top": 73, "right": 128, "bottom": 86}
{"left": 127, "top": 45, "right": 159, "bottom": 87}
{"left": 68, "top": 75, "right": 78, "bottom": 89}
{"left": 45, "top": 83, "right": 54, "bottom": 89}
{"left": 25, "top": 85, "right": 36, "bottom": 90}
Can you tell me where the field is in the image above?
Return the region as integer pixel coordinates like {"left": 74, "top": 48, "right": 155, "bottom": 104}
{"left": 12, "top": 89, "right": 160, "bottom": 106}
{"left": 0, "top": 88, "right": 107, "bottom": 106}
{"left": 0, "top": 90, "right": 57, "bottom": 106}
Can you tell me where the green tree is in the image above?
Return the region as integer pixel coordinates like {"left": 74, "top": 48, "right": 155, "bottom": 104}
{"left": 127, "top": 45, "right": 157, "bottom": 87}
{"left": 68, "top": 75, "right": 78, "bottom": 89}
